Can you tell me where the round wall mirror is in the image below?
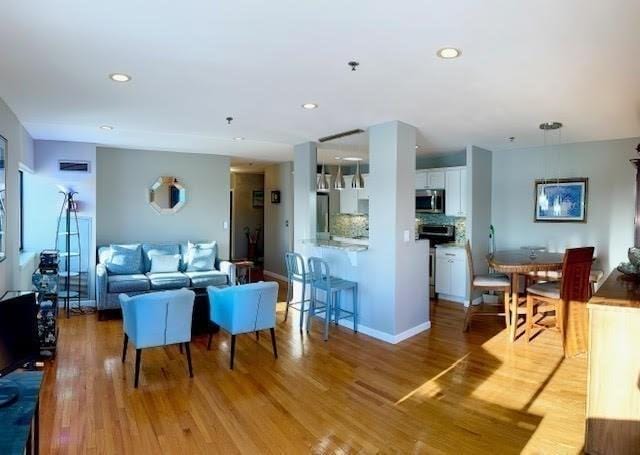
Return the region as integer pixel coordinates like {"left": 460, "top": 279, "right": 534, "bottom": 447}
{"left": 149, "top": 176, "right": 186, "bottom": 214}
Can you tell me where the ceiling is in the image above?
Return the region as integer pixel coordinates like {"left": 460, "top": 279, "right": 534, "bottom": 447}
{"left": 1, "top": 0, "right": 639, "bottom": 163}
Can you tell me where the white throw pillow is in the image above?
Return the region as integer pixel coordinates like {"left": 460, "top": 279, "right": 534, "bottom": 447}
{"left": 150, "top": 254, "right": 181, "bottom": 273}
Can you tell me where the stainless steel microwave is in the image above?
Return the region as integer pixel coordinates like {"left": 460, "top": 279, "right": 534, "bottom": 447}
{"left": 416, "top": 189, "right": 445, "bottom": 213}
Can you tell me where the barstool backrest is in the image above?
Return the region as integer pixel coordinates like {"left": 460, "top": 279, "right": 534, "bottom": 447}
{"left": 308, "top": 256, "right": 331, "bottom": 290}
{"left": 285, "top": 252, "right": 306, "bottom": 280}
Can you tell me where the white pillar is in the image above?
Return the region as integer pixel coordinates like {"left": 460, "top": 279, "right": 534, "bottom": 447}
{"left": 293, "top": 141, "right": 317, "bottom": 252}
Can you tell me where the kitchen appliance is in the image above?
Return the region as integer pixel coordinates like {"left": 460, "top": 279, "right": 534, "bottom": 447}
{"left": 418, "top": 224, "right": 456, "bottom": 298}
{"left": 416, "top": 189, "right": 445, "bottom": 213}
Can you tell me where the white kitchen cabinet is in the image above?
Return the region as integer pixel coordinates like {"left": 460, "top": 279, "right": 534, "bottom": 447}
{"left": 415, "top": 170, "right": 427, "bottom": 189}
{"left": 427, "top": 170, "right": 446, "bottom": 189}
{"left": 445, "top": 167, "right": 467, "bottom": 217}
{"left": 435, "top": 247, "right": 467, "bottom": 301}
{"left": 339, "top": 175, "right": 357, "bottom": 213}
{"left": 356, "top": 174, "right": 369, "bottom": 200}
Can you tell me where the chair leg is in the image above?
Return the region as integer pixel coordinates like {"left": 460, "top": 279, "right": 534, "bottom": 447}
{"left": 526, "top": 294, "right": 534, "bottom": 343}
{"left": 353, "top": 285, "right": 358, "bottom": 333}
{"left": 179, "top": 343, "right": 183, "bottom": 354}
{"left": 307, "top": 289, "right": 315, "bottom": 334}
{"left": 270, "top": 328, "right": 278, "bottom": 359}
{"left": 122, "top": 333, "right": 129, "bottom": 363}
{"left": 299, "top": 299, "right": 305, "bottom": 333}
{"left": 184, "top": 342, "right": 193, "bottom": 378}
{"left": 503, "top": 287, "right": 511, "bottom": 329}
{"left": 462, "top": 301, "right": 474, "bottom": 332}
{"left": 255, "top": 331, "right": 260, "bottom": 341}
{"left": 284, "top": 279, "right": 292, "bottom": 322}
{"left": 556, "top": 299, "right": 564, "bottom": 337}
{"left": 334, "top": 291, "right": 340, "bottom": 326}
{"left": 134, "top": 349, "right": 142, "bottom": 388}
{"left": 207, "top": 330, "right": 213, "bottom": 350}
{"left": 323, "top": 291, "right": 332, "bottom": 341}
{"left": 229, "top": 334, "right": 236, "bottom": 370}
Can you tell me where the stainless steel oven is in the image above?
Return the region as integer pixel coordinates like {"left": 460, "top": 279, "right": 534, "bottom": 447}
{"left": 416, "top": 189, "right": 445, "bottom": 213}
{"left": 418, "top": 224, "right": 456, "bottom": 299}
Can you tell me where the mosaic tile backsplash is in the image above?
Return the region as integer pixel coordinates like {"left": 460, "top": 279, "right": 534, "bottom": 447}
{"left": 416, "top": 213, "right": 466, "bottom": 244}
{"left": 330, "top": 214, "right": 369, "bottom": 239}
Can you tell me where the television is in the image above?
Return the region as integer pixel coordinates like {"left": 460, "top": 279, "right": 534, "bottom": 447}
{"left": 0, "top": 292, "right": 39, "bottom": 406}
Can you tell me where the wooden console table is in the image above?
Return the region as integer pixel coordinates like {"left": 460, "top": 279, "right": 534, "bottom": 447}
{"left": 586, "top": 270, "right": 640, "bottom": 454}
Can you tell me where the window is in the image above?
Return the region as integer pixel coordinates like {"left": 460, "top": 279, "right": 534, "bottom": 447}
{"left": 19, "top": 170, "right": 23, "bottom": 251}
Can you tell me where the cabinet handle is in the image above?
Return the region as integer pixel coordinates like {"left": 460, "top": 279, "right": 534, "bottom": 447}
{"left": 445, "top": 253, "right": 455, "bottom": 256}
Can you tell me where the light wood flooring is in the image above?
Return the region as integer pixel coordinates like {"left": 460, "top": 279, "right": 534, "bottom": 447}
{"left": 40, "top": 287, "right": 587, "bottom": 454}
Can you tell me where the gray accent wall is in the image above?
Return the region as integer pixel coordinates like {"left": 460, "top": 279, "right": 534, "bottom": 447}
{"left": 97, "top": 147, "right": 231, "bottom": 259}
{"left": 264, "top": 162, "right": 293, "bottom": 277}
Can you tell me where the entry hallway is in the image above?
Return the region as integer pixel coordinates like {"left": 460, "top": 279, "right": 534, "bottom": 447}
{"left": 39, "top": 293, "right": 587, "bottom": 454}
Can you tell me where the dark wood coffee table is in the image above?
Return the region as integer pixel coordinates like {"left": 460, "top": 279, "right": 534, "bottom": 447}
{"left": 191, "top": 288, "right": 219, "bottom": 336}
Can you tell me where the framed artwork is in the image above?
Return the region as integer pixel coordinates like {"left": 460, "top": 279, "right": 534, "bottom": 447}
{"left": 271, "top": 190, "right": 281, "bottom": 204}
{"left": 534, "top": 178, "right": 588, "bottom": 223}
{"left": 252, "top": 190, "right": 264, "bottom": 208}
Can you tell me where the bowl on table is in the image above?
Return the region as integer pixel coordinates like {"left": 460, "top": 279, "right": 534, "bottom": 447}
{"left": 628, "top": 247, "right": 640, "bottom": 267}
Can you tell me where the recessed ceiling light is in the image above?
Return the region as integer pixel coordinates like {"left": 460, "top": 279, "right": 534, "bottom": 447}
{"left": 302, "top": 103, "right": 318, "bottom": 110}
{"left": 109, "top": 73, "right": 132, "bottom": 82}
{"left": 99, "top": 125, "right": 114, "bottom": 131}
{"left": 436, "top": 48, "right": 462, "bottom": 59}
{"left": 342, "top": 157, "right": 363, "bottom": 162}
{"left": 415, "top": 145, "right": 419, "bottom": 149}
{"left": 233, "top": 137, "right": 245, "bottom": 141}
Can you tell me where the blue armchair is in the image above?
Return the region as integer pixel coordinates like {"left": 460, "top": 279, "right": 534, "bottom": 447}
{"left": 207, "top": 282, "right": 279, "bottom": 369}
{"left": 119, "top": 288, "right": 196, "bottom": 387}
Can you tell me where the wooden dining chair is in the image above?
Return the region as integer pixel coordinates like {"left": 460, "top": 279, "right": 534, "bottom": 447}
{"left": 525, "top": 247, "right": 594, "bottom": 344}
{"left": 463, "top": 241, "right": 512, "bottom": 332}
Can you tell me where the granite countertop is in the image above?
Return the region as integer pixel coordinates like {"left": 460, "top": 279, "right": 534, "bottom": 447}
{"left": 435, "top": 242, "right": 466, "bottom": 249}
{"left": 303, "top": 238, "right": 368, "bottom": 252}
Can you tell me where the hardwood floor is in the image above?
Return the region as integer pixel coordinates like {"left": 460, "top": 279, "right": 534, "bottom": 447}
{"left": 40, "top": 289, "right": 587, "bottom": 454}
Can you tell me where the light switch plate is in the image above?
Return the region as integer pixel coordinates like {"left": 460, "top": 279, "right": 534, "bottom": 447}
{"left": 223, "top": 221, "right": 229, "bottom": 230}
{"left": 403, "top": 230, "right": 410, "bottom": 242}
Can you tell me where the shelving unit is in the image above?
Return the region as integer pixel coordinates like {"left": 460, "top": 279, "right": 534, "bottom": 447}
{"left": 55, "top": 191, "right": 83, "bottom": 318}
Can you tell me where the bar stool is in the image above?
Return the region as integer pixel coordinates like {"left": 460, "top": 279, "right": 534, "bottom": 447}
{"left": 307, "top": 257, "right": 358, "bottom": 341}
{"left": 284, "top": 252, "right": 312, "bottom": 332}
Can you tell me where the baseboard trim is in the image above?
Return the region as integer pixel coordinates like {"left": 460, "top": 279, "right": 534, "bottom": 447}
{"left": 333, "top": 318, "right": 432, "bottom": 344}
{"left": 438, "top": 293, "right": 468, "bottom": 305}
{"left": 263, "top": 270, "right": 288, "bottom": 282}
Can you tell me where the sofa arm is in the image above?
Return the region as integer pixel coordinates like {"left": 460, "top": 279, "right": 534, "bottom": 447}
{"left": 219, "top": 261, "right": 236, "bottom": 286}
{"left": 96, "top": 263, "right": 108, "bottom": 311}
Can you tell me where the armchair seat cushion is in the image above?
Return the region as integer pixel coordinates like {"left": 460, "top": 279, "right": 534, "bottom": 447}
{"left": 146, "top": 272, "right": 190, "bottom": 290}
{"left": 473, "top": 273, "right": 510, "bottom": 287}
{"left": 108, "top": 274, "right": 150, "bottom": 293}
{"left": 185, "top": 270, "right": 228, "bottom": 288}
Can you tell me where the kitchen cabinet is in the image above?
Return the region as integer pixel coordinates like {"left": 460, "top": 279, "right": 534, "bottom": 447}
{"left": 339, "top": 174, "right": 369, "bottom": 213}
{"left": 435, "top": 246, "right": 467, "bottom": 300}
{"left": 357, "top": 174, "right": 369, "bottom": 200}
{"left": 445, "top": 167, "right": 467, "bottom": 217}
{"left": 415, "top": 170, "right": 445, "bottom": 190}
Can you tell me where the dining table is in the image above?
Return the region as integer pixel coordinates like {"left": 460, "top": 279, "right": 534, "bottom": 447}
{"left": 487, "top": 250, "right": 565, "bottom": 341}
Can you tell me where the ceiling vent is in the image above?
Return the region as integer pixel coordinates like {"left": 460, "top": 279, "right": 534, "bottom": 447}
{"left": 59, "top": 160, "right": 90, "bottom": 172}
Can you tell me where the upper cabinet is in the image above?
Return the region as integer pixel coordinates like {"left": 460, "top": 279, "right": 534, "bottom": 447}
{"left": 445, "top": 167, "right": 467, "bottom": 217}
{"left": 415, "top": 170, "right": 445, "bottom": 190}
{"left": 339, "top": 174, "right": 369, "bottom": 214}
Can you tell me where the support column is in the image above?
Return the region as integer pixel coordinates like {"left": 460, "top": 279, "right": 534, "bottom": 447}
{"left": 293, "top": 141, "right": 317, "bottom": 252}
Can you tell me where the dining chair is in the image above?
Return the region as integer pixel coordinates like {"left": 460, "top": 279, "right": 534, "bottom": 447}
{"left": 525, "top": 247, "right": 594, "bottom": 343}
{"left": 527, "top": 268, "right": 603, "bottom": 294}
{"left": 207, "top": 282, "right": 279, "bottom": 369}
{"left": 284, "top": 251, "right": 312, "bottom": 332}
{"left": 463, "top": 241, "right": 511, "bottom": 332}
{"left": 119, "top": 288, "right": 196, "bottom": 388}
{"left": 307, "top": 257, "right": 358, "bottom": 341}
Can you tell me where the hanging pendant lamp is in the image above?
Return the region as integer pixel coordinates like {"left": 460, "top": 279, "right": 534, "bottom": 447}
{"left": 334, "top": 159, "right": 345, "bottom": 190}
{"left": 538, "top": 121, "right": 563, "bottom": 212}
{"left": 317, "top": 162, "right": 329, "bottom": 191}
{"left": 351, "top": 159, "right": 364, "bottom": 189}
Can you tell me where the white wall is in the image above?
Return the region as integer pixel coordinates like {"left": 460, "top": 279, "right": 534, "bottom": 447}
{"left": 263, "top": 162, "right": 293, "bottom": 278}
{"left": 96, "top": 147, "right": 231, "bottom": 259}
{"left": 492, "top": 137, "right": 639, "bottom": 276}
{"left": 0, "top": 97, "right": 34, "bottom": 293}
{"left": 23, "top": 140, "right": 97, "bottom": 297}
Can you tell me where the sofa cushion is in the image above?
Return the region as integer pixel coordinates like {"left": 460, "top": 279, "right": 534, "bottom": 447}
{"left": 142, "top": 243, "right": 181, "bottom": 272}
{"left": 150, "top": 254, "right": 181, "bottom": 273}
{"left": 185, "top": 270, "right": 228, "bottom": 288}
{"left": 105, "top": 244, "right": 143, "bottom": 275}
{"left": 108, "top": 274, "right": 150, "bottom": 293}
{"left": 146, "top": 272, "right": 190, "bottom": 290}
{"left": 185, "top": 241, "right": 217, "bottom": 272}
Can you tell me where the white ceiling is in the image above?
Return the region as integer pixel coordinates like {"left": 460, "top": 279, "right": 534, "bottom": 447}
{"left": 1, "top": 0, "right": 639, "bottom": 162}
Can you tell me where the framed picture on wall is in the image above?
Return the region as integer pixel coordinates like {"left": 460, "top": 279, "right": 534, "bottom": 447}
{"left": 252, "top": 190, "right": 264, "bottom": 208}
{"left": 534, "top": 178, "right": 588, "bottom": 222}
{"left": 271, "top": 190, "right": 281, "bottom": 204}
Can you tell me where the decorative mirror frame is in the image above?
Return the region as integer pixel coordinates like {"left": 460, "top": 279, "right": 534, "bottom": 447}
{"left": 149, "top": 176, "right": 186, "bottom": 214}
{"left": 0, "top": 134, "right": 6, "bottom": 262}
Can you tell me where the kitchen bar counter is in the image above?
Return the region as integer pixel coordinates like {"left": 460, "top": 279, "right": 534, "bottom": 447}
{"left": 302, "top": 238, "right": 368, "bottom": 252}
{"left": 585, "top": 270, "right": 640, "bottom": 454}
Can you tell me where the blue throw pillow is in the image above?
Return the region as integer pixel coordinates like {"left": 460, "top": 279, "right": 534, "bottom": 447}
{"left": 186, "top": 241, "right": 216, "bottom": 272}
{"left": 150, "top": 254, "right": 181, "bottom": 273}
{"left": 105, "top": 244, "right": 142, "bottom": 275}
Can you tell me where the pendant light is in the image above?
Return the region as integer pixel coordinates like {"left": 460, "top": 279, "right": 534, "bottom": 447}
{"left": 538, "top": 122, "right": 563, "bottom": 213}
{"left": 317, "top": 162, "right": 329, "bottom": 192}
{"left": 351, "top": 159, "right": 364, "bottom": 189}
{"left": 334, "top": 158, "right": 345, "bottom": 190}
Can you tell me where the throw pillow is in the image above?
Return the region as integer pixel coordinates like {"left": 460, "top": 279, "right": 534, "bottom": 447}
{"left": 186, "top": 241, "right": 216, "bottom": 272}
{"left": 150, "top": 254, "right": 181, "bottom": 274}
{"left": 105, "top": 244, "right": 142, "bottom": 275}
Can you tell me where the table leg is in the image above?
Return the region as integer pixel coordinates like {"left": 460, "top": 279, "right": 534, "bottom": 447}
{"left": 510, "top": 272, "right": 520, "bottom": 342}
